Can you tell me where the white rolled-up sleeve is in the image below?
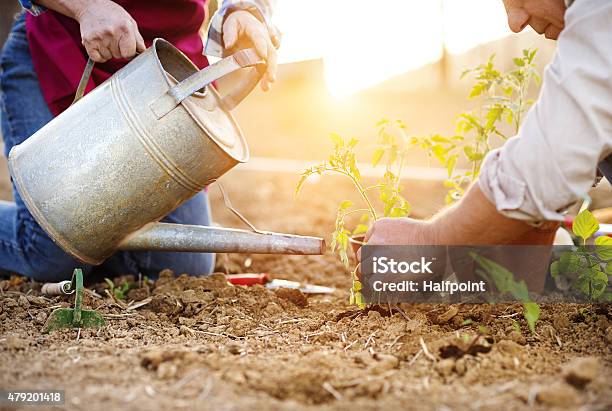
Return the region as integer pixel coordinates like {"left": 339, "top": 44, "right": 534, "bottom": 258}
{"left": 479, "top": 0, "right": 612, "bottom": 222}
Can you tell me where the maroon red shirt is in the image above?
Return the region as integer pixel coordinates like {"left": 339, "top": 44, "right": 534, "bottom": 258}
{"left": 26, "top": 0, "right": 209, "bottom": 116}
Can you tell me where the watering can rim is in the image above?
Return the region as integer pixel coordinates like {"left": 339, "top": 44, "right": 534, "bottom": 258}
{"left": 149, "top": 37, "right": 250, "bottom": 164}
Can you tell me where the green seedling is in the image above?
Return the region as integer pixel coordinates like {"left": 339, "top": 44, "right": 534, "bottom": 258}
{"left": 471, "top": 209, "right": 610, "bottom": 334}
{"left": 470, "top": 253, "right": 541, "bottom": 334}
{"left": 444, "top": 326, "right": 493, "bottom": 359}
{"left": 551, "top": 210, "right": 612, "bottom": 301}
{"left": 461, "top": 318, "right": 474, "bottom": 327}
{"left": 577, "top": 307, "right": 595, "bottom": 320}
{"left": 478, "top": 325, "right": 491, "bottom": 335}
{"left": 104, "top": 278, "right": 131, "bottom": 301}
{"left": 296, "top": 122, "right": 413, "bottom": 308}
{"left": 512, "top": 320, "right": 522, "bottom": 335}
{"left": 415, "top": 49, "right": 541, "bottom": 203}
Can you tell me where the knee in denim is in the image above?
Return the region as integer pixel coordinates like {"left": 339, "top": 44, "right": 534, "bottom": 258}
{"left": 24, "top": 239, "right": 90, "bottom": 282}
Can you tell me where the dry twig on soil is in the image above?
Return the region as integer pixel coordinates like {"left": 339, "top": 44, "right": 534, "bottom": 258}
{"left": 419, "top": 337, "right": 436, "bottom": 362}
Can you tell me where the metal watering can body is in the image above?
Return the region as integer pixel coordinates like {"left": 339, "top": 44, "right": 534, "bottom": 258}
{"left": 8, "top": 39, "right": 323, "bottom": 265}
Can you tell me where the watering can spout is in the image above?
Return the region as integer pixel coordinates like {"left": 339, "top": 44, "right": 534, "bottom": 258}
{"left": 118, "top": 223, "right": 326, "bottom": 255}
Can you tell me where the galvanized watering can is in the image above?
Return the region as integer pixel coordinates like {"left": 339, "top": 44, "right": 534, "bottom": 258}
{"left": 8, "top": 38, "right": 323, "bottom": 265}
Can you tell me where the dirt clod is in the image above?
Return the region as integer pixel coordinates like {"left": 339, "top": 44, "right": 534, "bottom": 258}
{"left": 436, "top": 306, "right": 459, "bottom": 324}
{"left": 35, "top": 311, "right": 47, "bottom": 324}
{"left": 371, "top": 353, "right": 399, "bottom": 373}
{"left": 454, "top": 358, "right": 468, "bottom": 376}
{"left": 274, "top": 287, "right": 308, "bottom": 308}
{"left": 435, "top": 358, "right": 455, "bottom": 376}
{"left": 495, "top": 339, "right": 524, "bottom": 357}
{"left": 536, "top": 382, "right": 579, "bottom": 407}
{"left": 127, "top": 287, "right": 149, "bottom": 301}
{"left": 439, "top": 335, "right": 493, "bottom": 359}
{"left": 18, "top": 295, "right": 29, "bottom": 308}
{"left": 156, "top": 361, "right": 179, "bottom": 379}
{"left": 227, "top": 343, "right": 244, "bottom": 355}
{"left": 562, "top": 357, "right": 600, "bottom": 389}
{"left": 3, "top": 334, "right": 29, "bottom": 350}
{"left": 507, "top": 330, "right": 527, "bottom": 345}
{"left": 179, "top": 289, "right": 199, "bottom": 304}
{"left": 149, "top": 294, "right": 181, "bottom": 315}
{"left": 553, "top": 313, "right": 571, "bottom": 331}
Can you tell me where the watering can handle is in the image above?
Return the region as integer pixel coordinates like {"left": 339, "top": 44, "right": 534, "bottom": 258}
{"left": 150, "top": 48, "right": 265, "bottom": 118}
{"left": 72, "top": 49, "right": 264, "bottom": 116}
{"left": 73, "top": 58, "right": 95, "bottom": 105}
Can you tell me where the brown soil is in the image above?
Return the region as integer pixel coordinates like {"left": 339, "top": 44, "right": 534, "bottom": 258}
{"left": 1, "top": 170, "right": 611, "bottom": 411}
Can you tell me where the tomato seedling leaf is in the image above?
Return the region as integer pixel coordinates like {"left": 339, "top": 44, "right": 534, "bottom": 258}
{"left": 595, "top": 236, "right": 612, "bottom": 260}
{"left": 573, "top": 210, "right": 599, "bottom": 241}
{"left": 523, "top": 302, "right": 540, "bottom": 334}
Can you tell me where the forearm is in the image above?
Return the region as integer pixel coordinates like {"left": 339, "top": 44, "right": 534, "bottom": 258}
{"left": 478, "top": 0, "right": 612, "bottom": 223}
{"left": 429, "top": 184, "right": 532, "bottom": 245}
{"left": 33, "top": 0, "right": 91, "bottom": 19}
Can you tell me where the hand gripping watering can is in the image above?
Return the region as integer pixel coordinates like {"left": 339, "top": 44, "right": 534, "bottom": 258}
{"left": 8, "top": 39, "right": 324, "bottom": 265}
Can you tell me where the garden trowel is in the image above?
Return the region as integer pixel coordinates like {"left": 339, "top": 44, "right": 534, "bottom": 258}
{"left": 226, "top": 273, "right": 335, "bottom": 294}
{"left": 42, "top": 269, "right": 105, "bottom": 333}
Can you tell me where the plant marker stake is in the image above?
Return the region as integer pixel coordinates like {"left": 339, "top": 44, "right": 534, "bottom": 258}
{"left": 42, "top": 269, "right": 106, "bottom": 333}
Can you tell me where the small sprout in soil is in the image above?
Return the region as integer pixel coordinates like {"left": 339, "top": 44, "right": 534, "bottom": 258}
{"left": 461, "top": 318, "right": 473, "bottom": 327}
{"left": 104, "top": 278, "right": 131, "bottom": 301}
{"left": 471, "top": 253, "right": 540, "bottom": 334}
{"left": 441, "top": 326, "right": 494, "bottom": 359}
{"left": 512, "top": 320, "right": 522, "bottom": 335}
{"left": 138, "top": 273, "right": 153, "bottom": 289}
{"left": 577, "top": 307, "right": 595, "bottom": 321}
{"left": 478, "top": 325, "right": 491, "bottom": 335}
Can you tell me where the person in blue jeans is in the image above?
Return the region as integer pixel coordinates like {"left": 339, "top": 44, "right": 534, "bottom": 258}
{"left": 0, "top": 14, "right": 218, "bottom": 283}
{"left": 0, "top": 0, "right": 278, "bottom": 282}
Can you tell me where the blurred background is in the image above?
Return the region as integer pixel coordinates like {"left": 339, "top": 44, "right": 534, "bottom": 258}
{"left": 232, "top": 0, "right": 557, "bottom": 161}
{"left": 0, "top": 0, "right": 559, "bottom": 203}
